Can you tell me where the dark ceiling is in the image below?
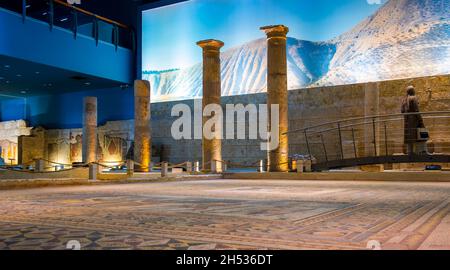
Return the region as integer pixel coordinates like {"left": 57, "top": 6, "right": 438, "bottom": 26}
{"left": 0, "top": 55, "right": 130, "bottom": 99}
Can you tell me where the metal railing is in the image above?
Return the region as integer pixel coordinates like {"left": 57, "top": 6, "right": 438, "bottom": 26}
{"left": 0, "top": 0, "right": 135, "bottom": 50}
{"left": 0, "top": 159, "right": 200, "bottom": 176}
{"left": 285, "top": 111, "right": 450, "bottom": 170}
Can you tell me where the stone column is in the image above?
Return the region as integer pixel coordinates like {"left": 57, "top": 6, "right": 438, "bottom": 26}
{"left": 134, "top": 80, "right": 152, "bottom": 172}
{"left": 126, "top": 159, "right": 134, "bottom": 176}
{"left": 161, "top": 162, "right": 169, "bottom": 177}
{"left": 194, "top": 161, "right": 200, "bottom": 172}
{"left": 197, "top": 39, "right": 224, "bottom": 172}
{"left": 35, "top": 159, "right": 45, "bottom": 173}
{"left": 186, "top": 161, "right": 193, "bottom": 173}
{"left": 261, "top": 25, "right": 289, "bottom": 172}
{"left": 89, "top": 163, "right": 98, "bottom": 180}
{"left": 82, "top": 96, "right": 97, "bottom": 164}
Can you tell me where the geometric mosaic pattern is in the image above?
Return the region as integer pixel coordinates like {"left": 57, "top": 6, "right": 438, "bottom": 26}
{"left": 0, "top": 179, "right": 449, "bottom": 250}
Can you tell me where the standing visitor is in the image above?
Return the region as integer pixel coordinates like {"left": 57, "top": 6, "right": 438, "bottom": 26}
{"left": 401, "top": 85, "right": 429, "bottom": 155}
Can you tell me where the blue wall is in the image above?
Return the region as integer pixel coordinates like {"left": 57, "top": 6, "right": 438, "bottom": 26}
{"left": 0, "top": 87, "right": 134, "bottom": 129}
{"left": 0, "top": 97, "right": 27, "bottom": 122}
{"left": 27, "top": 88, "right": 135, "bottom": 129}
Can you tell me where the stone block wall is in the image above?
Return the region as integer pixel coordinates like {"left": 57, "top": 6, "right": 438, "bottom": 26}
{"left": 6, "top": 74, "right": 450, "bottom": 168}
{"left": 0, "top": 120, "right": 32, "bottom": 165}
{"left": 18, "top": 127, "right": 45, "bottom": 165}
{"left": 378, "top": 75, "right": 450, "bottom": 155}
{"left": 150, "top": 74, "right": 450, "bottom": 165}
{"left": 39, "top": 121, "right": 135, "bottom": 168}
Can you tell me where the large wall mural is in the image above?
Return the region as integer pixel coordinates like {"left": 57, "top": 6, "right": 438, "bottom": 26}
{"left": 0, "top": 140, "right": 17, "bottom": 165}
{"left": 141, "top": 0, "right": 449, "bottom": 102}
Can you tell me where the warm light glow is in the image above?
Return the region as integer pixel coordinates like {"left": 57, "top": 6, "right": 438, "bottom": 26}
{"left": 101, "top": 160, "right": 122, "bottom": 167}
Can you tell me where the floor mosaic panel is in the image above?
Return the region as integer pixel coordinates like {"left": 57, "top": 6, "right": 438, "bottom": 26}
{"left": 0, "top": 180, "right": 449, "bottom": 250}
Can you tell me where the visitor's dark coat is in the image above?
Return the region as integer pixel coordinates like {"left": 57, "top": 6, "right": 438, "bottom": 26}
{"left": 401, "top": 96, "right": 425, "bottom": 143}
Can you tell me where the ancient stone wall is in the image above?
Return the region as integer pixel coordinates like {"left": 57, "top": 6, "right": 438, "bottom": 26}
{"left": 0, "top": 120, "right": 32, "bottom": 165}
{"left": 378, "top": 75, "right": 450, "bottom": 155}
{"left": 18, "top": 127, "right": 45, "bottom": 165}
{"left": 41, "top": 121, "right": 135, "bottom": 167}
{"left": 8, "top": 74, "right": 450, "bottom": 167}
{"left": 151, "top": 74, "right": 450, "bottom": 164}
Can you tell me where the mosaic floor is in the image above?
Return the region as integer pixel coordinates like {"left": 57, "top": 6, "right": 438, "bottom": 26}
{"left": 0, "top": 179, "right": 449, "bottom": 250}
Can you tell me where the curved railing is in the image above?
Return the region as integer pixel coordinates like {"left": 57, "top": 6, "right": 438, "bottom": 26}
{"left": 285, "top": 111, "right": 450, "bottom": 170}
{"left": 0, "top": 0, "right": 135, "bottom": 50}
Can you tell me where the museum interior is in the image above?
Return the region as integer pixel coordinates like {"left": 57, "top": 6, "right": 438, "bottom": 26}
{"left": 0, "top": 0, "right": 449, "bottom": 251}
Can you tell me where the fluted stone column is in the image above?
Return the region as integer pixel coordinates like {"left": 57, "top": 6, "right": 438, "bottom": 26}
{"left": 82, "top": 97, "right": 97, "bottom": 164}
{"left": 197, "top": 39, "right": 224, "bottom": 172}
{"left": 134, "top": 80, "right": 151, "bottom": 172}
{"left": 261, "top": 25, "right": 289, "bottom": 172}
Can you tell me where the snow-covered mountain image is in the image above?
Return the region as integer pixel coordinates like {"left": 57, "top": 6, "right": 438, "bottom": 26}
{"left": 316, "top": 0, "right": 450, "bottom": 86}
{"left": 143, "top": 0, "right": 450, "bottom": 102}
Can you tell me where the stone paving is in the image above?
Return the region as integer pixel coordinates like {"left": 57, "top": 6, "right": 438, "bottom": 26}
{"left": 0, "top": 179, "right": 449, "bottom": 250}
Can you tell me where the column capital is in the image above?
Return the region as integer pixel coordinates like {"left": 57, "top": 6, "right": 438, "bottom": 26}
{"left": 83, "top": 96, "right": 97, "bottom": 116}
{"left": 83, "top": 96, "right": 97, "bottom": 103}
{"left": 260, "top": 25, "right": 289, "bottom": 39}
{"left": 196, "top": 39, "right": 225, "bottom": 50}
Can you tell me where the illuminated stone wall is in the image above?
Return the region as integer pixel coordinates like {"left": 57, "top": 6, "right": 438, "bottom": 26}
{"left": 0, "top": 120, "right": 32, "bottom": 165}
{"left": 151, "top": 74, "right": 450, "bottom": 165}
{"left": 40, "top": 121, "right": 134, "bottom": 167}
{"left": 9, "top": 74, "right": 450, "bottom": 167}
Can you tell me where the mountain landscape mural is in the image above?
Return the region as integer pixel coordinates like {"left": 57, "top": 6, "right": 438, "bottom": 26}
{"left": 142, "top": 0, "right": 450, "bottom": 102}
